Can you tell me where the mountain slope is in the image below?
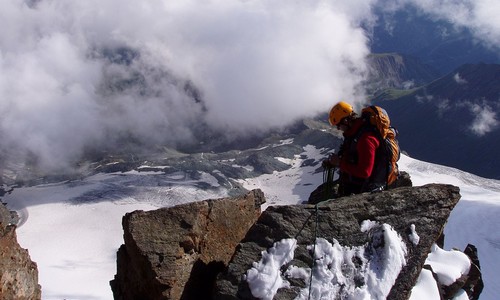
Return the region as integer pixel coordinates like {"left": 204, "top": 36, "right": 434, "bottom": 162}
{"left": 5, "top": 135, "right": 500, "bottom": 300}
{"left": 373, "top": 63, "right": 500, "bottom": 179}
{"left": 367, "top": 53, "right": 441, "bottom": 94}
{"left": 370, "top": 6, "right": 499, "bottom": 73}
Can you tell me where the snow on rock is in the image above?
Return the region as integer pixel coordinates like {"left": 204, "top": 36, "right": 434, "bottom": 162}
{"left": 364, "top": 223, "right": 407, "bottom": 299}
{"left": 409, "top": 268, "right": 441, "bottom": 300}
{"left": 409, "top": 243, "right": 472, "bottom": 299}
{"left": 245, "top": 238, "right": 297, "bottom": 300}
{"left": 245, "top": 222, "right": 407, "bottom": 300}
{"left": 425, "top": 243, "right": 471, "bottom": 286}
{"left": 215, "top": 183, "right": 461, "bottom": 300}
{"left": 408, "top": 224, "right": 420, "bottom": 245}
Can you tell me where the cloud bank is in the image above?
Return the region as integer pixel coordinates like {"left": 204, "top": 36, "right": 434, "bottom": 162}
{"left": 1, "top": 0, "right": 373, "bottom": 172}
{"left": 405, "top": 0, "right": 500, "bottom": 50}
{"left": 0, "top": 0, "right": 498, "bottom": 172}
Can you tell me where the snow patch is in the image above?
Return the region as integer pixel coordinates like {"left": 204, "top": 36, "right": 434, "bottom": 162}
{"left": 409, "top": 268, "right": 441, "bottom": 300}
{"left": 409, "top": 224, "right": 420, "bottom": 245}
{"left": 275, "top": 156, "right": 294, "bottom": 165}
{"left": 198, "top": 171, "right": 221, "bottom": 187}
{"left": 410, "top": 243, "right": 472, "bottom": 298}
{"left": 425, "top": 243, "right": 471, "bottom": 286}
{"left": 246, "top": 222, "right": 407, "bottom": 300}
{"left": 245, "top": 239, "right": 297, "bottom": 300}
{"left": 360, "top": 219, "right": 378, "bottom": 232}
{"left": 274, "top": 139, "right": 294, "bottom": 147}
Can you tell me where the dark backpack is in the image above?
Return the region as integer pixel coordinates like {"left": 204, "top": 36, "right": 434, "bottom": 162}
{"left": 360, "top": 105, "right": 401, "bottom": 188}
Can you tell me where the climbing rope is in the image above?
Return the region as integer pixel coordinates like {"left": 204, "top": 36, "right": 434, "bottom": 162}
{"left": 292, "top": 165, "right": 337, "bottom": 299}
{"left": 307, "top": 204, "right": 320, "bottom": 300}
{"left": 293, "top": 203, "right": 322, "bottom": 300}
{"left": 294, "top": 209, "right": 315, "bottom": 240}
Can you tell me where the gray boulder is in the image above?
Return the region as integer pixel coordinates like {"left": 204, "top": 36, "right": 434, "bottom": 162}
{"left": 110, "top": 189, "right": 265, "bottom": 300}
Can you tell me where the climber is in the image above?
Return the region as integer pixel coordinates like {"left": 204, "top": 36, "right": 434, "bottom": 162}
{"left": 308, "top": 101, "right": 402, "bottom": 203}
{"left": 326, "top": 101, "right": 402, "bottom": 199}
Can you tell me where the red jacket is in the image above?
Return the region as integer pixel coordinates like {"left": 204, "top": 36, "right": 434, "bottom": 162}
{"left": 339, "top": 119, "right": 380, "bottom": 179}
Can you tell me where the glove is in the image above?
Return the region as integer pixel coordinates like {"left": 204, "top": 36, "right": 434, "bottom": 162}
{"left": 322, "top": 154, "right": 340, "bottom": 168}
{"left": 322, "top": 159, "right": 333, "bottom": 168}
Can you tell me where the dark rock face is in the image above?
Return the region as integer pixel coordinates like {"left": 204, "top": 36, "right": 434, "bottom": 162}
{"left": 436, "top": 244, "right": 483, "bottom": 300}
{"left": 110, "top": 189, "right": 265, "bottom": 300}
{"left": 0, "top": 203, "right": 41, "bottom": 300}
{"left": 214, "top": 184, "right": 461, "bottom": 300}
{"left": 462, "top": 244, "right": 484, "bottom": 299}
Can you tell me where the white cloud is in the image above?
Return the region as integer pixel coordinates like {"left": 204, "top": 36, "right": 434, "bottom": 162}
{"left": 185, "top": 2, "right": 371, "bottom": 131}
{"left": 0, "top": 0, "right": 376, "bottom": 172}
{"left": 453, "top": 73, "right": 468, "bottom": 84}
{"left": 469, "top": 103, "right": 499, "bottom": 136}
{"left": 1, "top": 0, "right": 498, "bottom": 172}
{"left": 402, "top": 0, "right": 500, "bottom": 50}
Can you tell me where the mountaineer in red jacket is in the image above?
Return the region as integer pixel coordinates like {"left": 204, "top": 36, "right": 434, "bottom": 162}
{"left": 323, "top": 101, "right": 382, "bottom": 196}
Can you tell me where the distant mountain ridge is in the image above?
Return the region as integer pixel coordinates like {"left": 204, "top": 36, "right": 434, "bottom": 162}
{"left": 370, "top": 6, "right": 499, "bottom": 73}
{"left": 367, "top": 53, "right": 441, "bottom": 94}
{"left": 424, "top": 63, "right": 500, "bottom": 101}
{"left": 373, "top": 63, "right": 500, "bottom": 179}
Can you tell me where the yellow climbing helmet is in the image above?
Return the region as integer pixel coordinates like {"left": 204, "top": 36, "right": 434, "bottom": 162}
{"left": 328, "top": 101, "right": 354, "bottom": 126}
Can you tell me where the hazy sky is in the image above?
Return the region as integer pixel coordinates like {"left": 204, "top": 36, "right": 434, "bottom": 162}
{"left": 0, "top": 0, "right": 498, "bottom": 171}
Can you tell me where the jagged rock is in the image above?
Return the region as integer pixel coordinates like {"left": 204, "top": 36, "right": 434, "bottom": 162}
{"left": 0, "top": 203, "right": 41, "bottom": 300}
{"left": 390, "top": 170, "right": 413, "bottom": 189}
{"left": 214, "top": 184, "right": 461, "bottom": 299}
{"left": 463, "top": 244, "right": 483, "bottom": 299}
{"left": 110, "top": 189, "right": 265, "bottom": 300}
{"left": 450, "top": 244, "right": 483, "bottom": 300}
{"left": 422, "top": 243, "right": 483, "bottom": 300}
{"left": 442, "top": 270, "right": 468, "bottom": 299}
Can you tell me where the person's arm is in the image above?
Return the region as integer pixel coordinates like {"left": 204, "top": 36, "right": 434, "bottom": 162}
{"left": 340, "top": 133, "right": 379, "bottom": 178}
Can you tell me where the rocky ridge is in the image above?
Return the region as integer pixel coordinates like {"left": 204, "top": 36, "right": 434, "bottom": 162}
{"left": 0, "top": 202, "right": 41, "bottom": 300}
{"left": 215, "top": 184, "right": 461, "bottom": 299}
{"left": 112, "top": 184, "right": 483, "bottom": 300}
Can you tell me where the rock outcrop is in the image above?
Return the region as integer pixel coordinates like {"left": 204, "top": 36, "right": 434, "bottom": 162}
{"left": 214, "top": 184, "right": 461, "bottom": 299}
{"left": 110, "top": 189, "right": 265, "bottom": 300}
{"left": 0, "top": 203, "right": 41, "bottom": 300}
{"left": 429, "top": 243, "right": 483, "bottom": 300}
{"left": 112, "top": 184, "right": 475, "bottom": 300}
